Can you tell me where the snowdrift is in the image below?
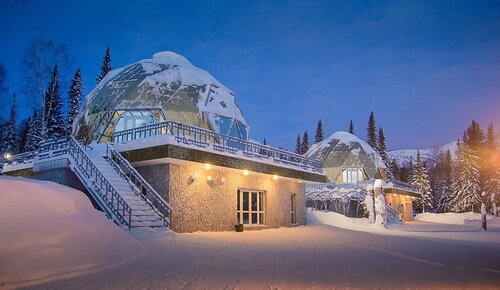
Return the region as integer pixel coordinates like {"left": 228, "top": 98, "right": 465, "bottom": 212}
{"left": 414, "top": 212, "right": 495, "bottom": 225}
{"left": 0, "top": 176, "right": 143, "bottom": 288}
{"left": 307, "top": 211, "right": 372, "bottom": 230}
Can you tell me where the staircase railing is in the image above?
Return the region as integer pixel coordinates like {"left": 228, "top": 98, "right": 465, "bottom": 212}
{"left": 38, "top": 137, "right": 133, "bottom": 229}
{"left": 106, "top": 144, "right": 172, "bottom": 227}
{"left": 112, "top": 120, "right": 323, "bottom": 173}
{"left": 384, "top": 204, "right": 401, "bottom": 223}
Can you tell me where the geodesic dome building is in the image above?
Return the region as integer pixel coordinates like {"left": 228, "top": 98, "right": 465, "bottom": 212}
{"left": 73, "top": 51, "right": 249, "bottom": 143}
{"left": 305, "top": 131, "right": 387, "bottom": 182}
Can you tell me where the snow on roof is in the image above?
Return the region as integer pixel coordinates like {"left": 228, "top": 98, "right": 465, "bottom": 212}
{"left": 74, "top": 51, "right": 249, "bottom": 142}
{"left": 305, "top": 131, "right": 386, "bottom": 181}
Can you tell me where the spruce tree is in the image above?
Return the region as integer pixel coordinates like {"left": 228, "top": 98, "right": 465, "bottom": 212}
{"left": 349, "top": 120, "right": 354, "bottom": 135}
{"left": 377, "top": 127, "right": 388, "bottom": 164}
{"left": 314, "top": 120, "right": 324, "bottom": 143}
{"left": 96, "top": 46, "right": 112, "bottom": 85}
{"left": 0, "top": 117, "right": 7, "bottom": 153}
{"left": 367, "top": 111, "right": 377, "bottom": 150}
{"left": 398, "top": 165, "right": 410, "bottom": 183}
{"left": 24, "top": 108, "right": 42, "bottom": 152}
{"left": 67, "top": 68, "right": 82, "bottom": 135}
{"left": 43, "top": 65, "right": 65, "bottom": 139}
{"left": 434, "top": 149, "right": 453, "bottom": 213}
{"left": 301, "top": 131, "right": 309, "bottom": 154}
{"left": 483, "top": 124, "right": 498, "bottom": 204}
{"left": 3, "top": 93, "right": 18, "bottom": 154}
{"left": 408, "top": 158, "right": 414, "bottom": 181}
{"left": 451, "top": 140, "right": 481, "bottom": 212}
{"left": 389, "top": 158, "right": 400, "bottom": 179}
{"left": 411, "top": 150, "right": 433, "bottom": 212}
{"left": 295, "top": 134, "right": 302, "bottom": 154}
{"left": 18, "top": 118, "right": 30, "bottom": 153}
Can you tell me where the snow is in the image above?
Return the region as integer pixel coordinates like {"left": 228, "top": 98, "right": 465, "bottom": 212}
{"left": 415, "top": 212, "right": 495, "bottom": 225}
{"left": 388, "top": 141, "right": 457, "bottom": 167}
{"left": 2, "top": 177, "right": 500, "bottom": 289}
{"left": 135, "top": 52, "right": 248, "bottom": 129}
{"left": 0, "top": 176, "right": 143, "bottom": 288}
{"left": 307, "top": 210, "right": 373, "bottom": 229}
{"left": 306, "top": 131, "right": 386, "bottom": 169}
{"left": 152, "top": 51, "right": 191, "bottom": 64}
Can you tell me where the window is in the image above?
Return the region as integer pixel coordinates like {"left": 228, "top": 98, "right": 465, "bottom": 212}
{"left": 115, "top": 111, "right": 158, "bottom": 140}
{"left": 237, "top": 190, "right": 265, "bottom": 225}
{"left": 342, "top": 167, "right": 365, "bottom": 183}
{"left": 291, "top": 193, "right": 297, "bottom": 224}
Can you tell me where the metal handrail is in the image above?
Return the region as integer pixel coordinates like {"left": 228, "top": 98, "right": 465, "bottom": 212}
{"left": 112, "top": 120, "right": 323, "bottom": 172}
{"left": 2, "top": 151, "right": 37, "bottom": 166}
{"left": 106, "top": 144, "right": 172, "bottom": 227}
{"left": 38, "top": 137, "right": 133, "bottom": 229}
{"left": 384, "top": 204, "right": 401, "bottom": 222}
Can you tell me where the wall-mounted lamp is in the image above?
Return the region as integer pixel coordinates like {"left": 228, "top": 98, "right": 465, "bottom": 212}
{"left": 272, "top": 175, "right": 279, "bottom": 180}
{"left": 204, "top": 163, "right": 211, "bottom": 170}
{"left": 242, "top": 170, "right": 249, "bottom": 176}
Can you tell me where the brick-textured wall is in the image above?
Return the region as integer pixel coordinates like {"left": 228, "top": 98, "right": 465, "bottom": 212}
{"left": 136, "top": 162, "right": 306, "bottom": 233}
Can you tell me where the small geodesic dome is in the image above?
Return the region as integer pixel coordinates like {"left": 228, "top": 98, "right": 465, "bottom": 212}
{"left": 305, "top": 131, "right": 387, "bottom": 182}
{"left": 73, "top": 51, "right": 249, "bottom": 143}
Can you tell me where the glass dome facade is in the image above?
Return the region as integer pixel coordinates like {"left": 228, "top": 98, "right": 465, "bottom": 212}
{"left": 73, "top": 51, "right": 249, "bottom": 143}
{"left": 305, "top": 131, "right": 387, "bottom": 182}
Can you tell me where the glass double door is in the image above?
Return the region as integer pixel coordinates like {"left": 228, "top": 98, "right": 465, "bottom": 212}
{"left": 237, "top": 190, "right": 264, "bottom": 225}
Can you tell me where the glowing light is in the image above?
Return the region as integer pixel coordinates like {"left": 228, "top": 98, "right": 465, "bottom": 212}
{"left": 3, "top": 153, "right": 12, "bottom": 160}
{"left": 207, "top": 176, "right": 212, "bottom": 181}
{"left": 393, "top": 194, "right": 396, "bottom": 197}
{"left": 203, "top": 163, "right": 211, "bottom": 170}
{"left": 242, "top": 170, "right": 249, "bottom": 176}
{"left": 272, "top": 175, "right": 279, "bottom": 180}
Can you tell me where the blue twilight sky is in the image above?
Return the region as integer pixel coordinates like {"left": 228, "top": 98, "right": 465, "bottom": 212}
{"left": 0, "top": 0, "right": 499, "bottom": 150}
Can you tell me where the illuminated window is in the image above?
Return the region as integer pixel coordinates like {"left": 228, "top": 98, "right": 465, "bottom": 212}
{"left": 115, "top": 111, "right": 158, "bottom": 140}
{"left": 342, "top": 167, "right": 365, "bottom": 183}
{"left": 237, "top": 190, "right": 265, "bottom": 225}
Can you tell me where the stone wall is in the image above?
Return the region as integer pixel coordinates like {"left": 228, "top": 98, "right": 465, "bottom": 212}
{"left": 135, "top": 161, "right": 306, "bottom": 233}
{"left": 135, "top": 164, "right": 170, "bottom": 202}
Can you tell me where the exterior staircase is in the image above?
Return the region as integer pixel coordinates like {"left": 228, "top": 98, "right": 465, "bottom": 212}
{"left": 36, "top": 136, "right": 171, "bottom": 231}
{"left": 86, "top": 146, "right": 166, "bottom": 229}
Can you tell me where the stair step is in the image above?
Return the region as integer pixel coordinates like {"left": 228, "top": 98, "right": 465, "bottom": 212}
{"left": 132, "top": 215, "right": 162, "bottom": 222}
{"left": 69, "top": 146, "right": 169, "bottom": 231}
{"left": 131, "top": 220, "right": 165, "bottom": 227}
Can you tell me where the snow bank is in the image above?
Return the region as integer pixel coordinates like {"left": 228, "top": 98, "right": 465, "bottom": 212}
{"left": 415, "top": 212, "right": 495, "bottom": 225}
{"left": 0, "top": 176, "right": 143, "bottom": 288}
{"left": 307, "top": 211, "right": 372, "bottom": 230}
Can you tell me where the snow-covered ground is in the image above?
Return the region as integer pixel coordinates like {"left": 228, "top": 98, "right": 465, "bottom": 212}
{"left": 415, "top": 212, "right": 495, "bottom": 225}
{"left": 1, "top": 177, "right": 500, "bottom": 289}
{"left": 0, "top": 176, "right": 143, "bottom": 289}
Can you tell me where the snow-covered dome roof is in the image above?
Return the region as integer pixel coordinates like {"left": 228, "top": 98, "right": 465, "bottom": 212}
{"left": 305, "top": 131, "right": 387, "bottom": 182}
{"left": 74, "top": 51, "right": 249, "bottom": 142}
